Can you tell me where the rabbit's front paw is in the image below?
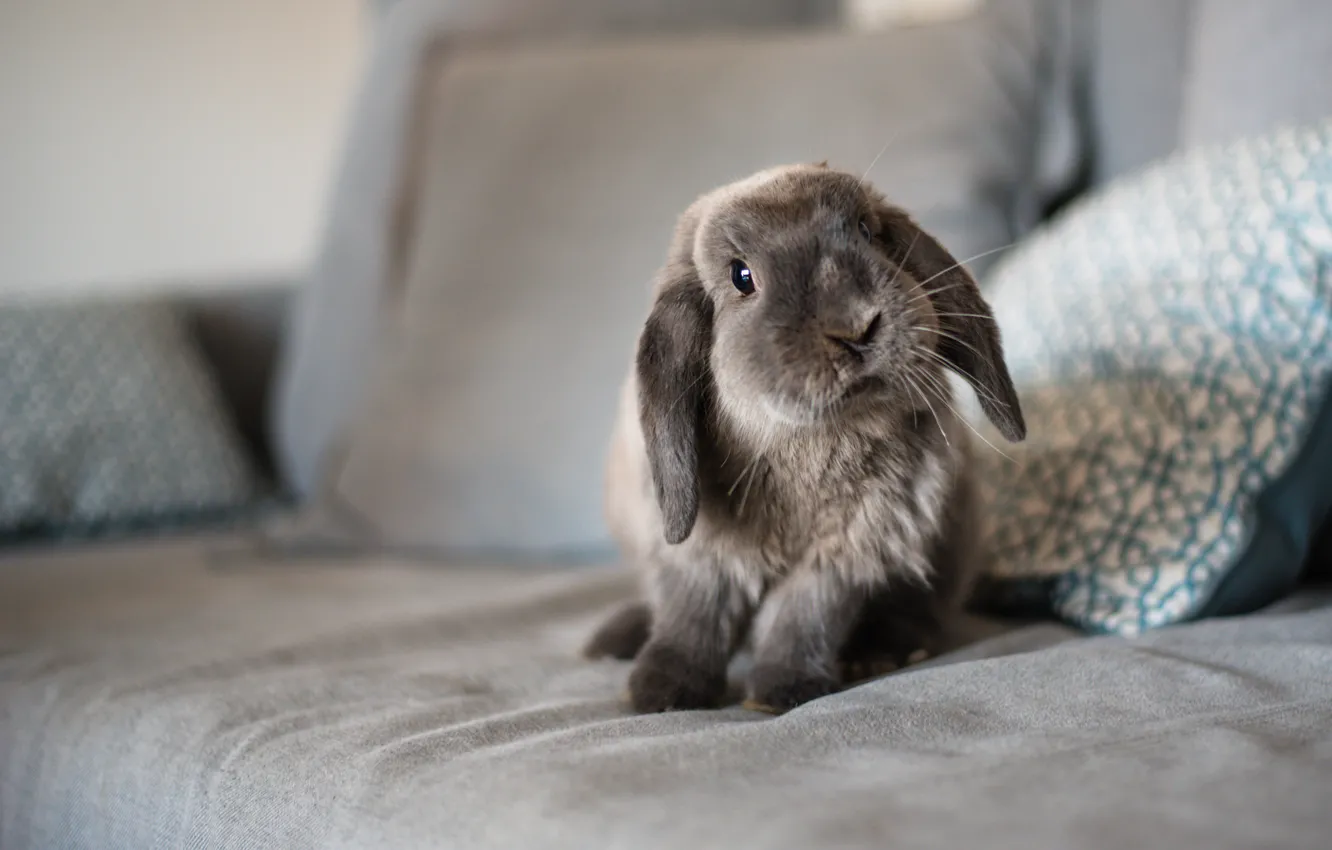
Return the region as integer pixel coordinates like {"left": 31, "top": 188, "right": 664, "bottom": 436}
{"left": 626, "top": 644, "right": 726, "bottom": 713}
{"left": 744, "top": 664, "right": 839, "bottom": 715}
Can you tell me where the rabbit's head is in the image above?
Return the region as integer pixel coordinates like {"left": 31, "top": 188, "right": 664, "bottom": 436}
{"left": 636, "top": 164, "right": 1025, "bottom": 543}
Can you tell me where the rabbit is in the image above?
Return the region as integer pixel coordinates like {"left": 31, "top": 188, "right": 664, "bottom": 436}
{"left": 583, "top": 162, "right": 1026, "bottom": 715}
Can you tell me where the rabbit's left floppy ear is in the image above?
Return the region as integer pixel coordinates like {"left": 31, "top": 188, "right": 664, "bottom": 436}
{"left": 636, "top": 217, "right": 714, "bottom": 544}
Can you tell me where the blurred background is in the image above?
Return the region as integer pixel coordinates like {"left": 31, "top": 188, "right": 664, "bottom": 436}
{"left": 1, "top": 0, "right": 1328, "bottom": 545}
{"left": 0, "top": 0, "right": 364, "bottom": 298}
{"left": 1, "top": 0, "right": 1329, "bottom": 533}
{"left": 0, "top": 0, "right": 987, "bottom": 300}
{"left": 0, "top": 0, "right": 1037, "bottom": 516}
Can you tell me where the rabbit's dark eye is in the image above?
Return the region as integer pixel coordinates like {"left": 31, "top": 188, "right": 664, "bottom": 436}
{"left": 858, "top": 218, "right": 874, "bottom": 241}
{"left": 730, "top": 260, "right": 755, "bottom": 295}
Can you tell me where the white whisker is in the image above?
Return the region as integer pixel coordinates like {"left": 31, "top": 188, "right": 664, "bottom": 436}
{"left": 950, "top": 402, "right": 1015, "bottom": 461}
{"left": 913, "top": 343, "right": 1009, "bottom": 409}
{"left": 739, "top": 442, "right": 764, "bottom": 514}
{"left": 915, "top": 368, "right": 1014, "bottom": 462}
{"left": 893, "top": 374, "right": 920, "bottom": 429}
{"left": 902, "top": 364, "right": 949, "bottom": 447}
{"left": 860, "top": 130, "right": 901, "bottom": 184}
{"left": 907, "top": 362, "right": 953, "bottom": 404}
{"left": 929, "top": 311, "right": 996, "bottom": 321}
{"left": 889, "top": 228, "right": 922, "bottom": 293}
{"left": 729, "top": 453, "right": 760, "bottom": 498}
{"left": 904, "top": 242, "right": 1015, "bottom": 302}
{"left": 737, "top": 462, "right": 758, "bottom": 517}
{"left": 905, "top": 278, "right": 973, "bottom": 306}
{"left": 911, "top": 324, "right": 989, "bottom": 362}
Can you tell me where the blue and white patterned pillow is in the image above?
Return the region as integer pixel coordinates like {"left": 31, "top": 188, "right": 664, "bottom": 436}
{"left": 973, "top": 119, "right": 1332, "bottom": 635}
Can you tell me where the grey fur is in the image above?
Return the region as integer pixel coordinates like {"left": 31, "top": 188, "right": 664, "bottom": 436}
{"left": 587, "top": 164, "right": 1025, "bottom": 714}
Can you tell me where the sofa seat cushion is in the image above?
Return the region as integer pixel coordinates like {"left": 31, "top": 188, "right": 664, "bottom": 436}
{"left": 3, "top": 536, "right": 1332, "bottom": 849}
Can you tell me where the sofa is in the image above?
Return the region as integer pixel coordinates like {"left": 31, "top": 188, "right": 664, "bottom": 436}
{"left": 4, "top": 1, "right": 1332, "bottom": 848}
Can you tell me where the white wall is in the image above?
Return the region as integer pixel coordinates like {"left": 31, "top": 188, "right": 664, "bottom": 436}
{"left": 0, "top": 1, "right": 365, "bottom": 297}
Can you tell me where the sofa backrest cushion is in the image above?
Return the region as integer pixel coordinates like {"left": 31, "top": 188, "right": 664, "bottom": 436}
{"left": 269, "top": 0, "right": 1061, "bottom": 559}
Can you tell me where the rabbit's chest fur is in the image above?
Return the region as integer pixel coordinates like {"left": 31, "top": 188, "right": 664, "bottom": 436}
{"left": 605, "top": 377, "right": 967, "bottom": 601}
{"left": 690, "top": 405, "right": 964, "bottom": 593}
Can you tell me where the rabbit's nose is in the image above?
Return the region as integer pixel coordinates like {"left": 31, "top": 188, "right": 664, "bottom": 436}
{"left": 824, "top": 312, "right": 881, "bottom": 360}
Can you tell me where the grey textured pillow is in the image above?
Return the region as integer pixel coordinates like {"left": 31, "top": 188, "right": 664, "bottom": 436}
{"left": 0, "top": 298, "right": 263, "bottom": 539}
{"left": 273, "top": 3, "right": 1061, "bottom": 559}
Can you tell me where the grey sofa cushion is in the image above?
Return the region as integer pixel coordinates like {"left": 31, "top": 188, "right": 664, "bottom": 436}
{"left": 1083, "top": 0, "right": 1195, "bottom": 186}
{"left": 0, "top": 299, "right": 263, "bottom": 539}
{"left": 1085, "top": 0, "right": 1332, "bottom": 186}
{"left": 273, "top": 0, "right": 1061, "bottom": 558}
{"left": 180, "top": 283, "right": 292, "bottom": 475}
{"left": 366, "top": 0, "right": 840, "bottom": 32}
{"left": 3, "top": 536, "right": 1331, "bottom": 849}
{"left": 1180, "top": 0, "right": 1332, "bottom": 148}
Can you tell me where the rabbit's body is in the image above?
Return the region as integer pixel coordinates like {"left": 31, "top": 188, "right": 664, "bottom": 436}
{"left": 607, "top": 367, "right": 971, "bottom": 600}
{"left": 587, "top": 164, "right": 1024, "bottom": 714}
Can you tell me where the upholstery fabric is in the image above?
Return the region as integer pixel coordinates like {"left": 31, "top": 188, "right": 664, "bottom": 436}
{"left": 2, "top": 535, "right": 1331, "bottom": 849}
{"left": 273, "top": 0, "right": 1058, "bottom": 557}
{"left": 180, "top": 284, "right": 292, "bottom": 475}
{"left": 973, "top": 120, "right": 1332, "bottom": 634}
{"left": 1082, "top": 0, "right": 1194, "bottom": 186}
{"left": 1083, "top": 0, "right": 1332, "bottom": 188}
{"left": 1179, "top": 0, "right": 1332, "bottom": 150}
{"left": 365, "top": 0, "right": 840, "bottom": 32}
{"left": 0, "top": 299, "right": 263, "bottom": 540}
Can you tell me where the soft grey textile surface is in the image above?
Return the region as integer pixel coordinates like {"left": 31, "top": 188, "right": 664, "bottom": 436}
{"left": 365, "top": 0, "right": 840, "bottom": 31}
{"left": 3, "top": 535, "right": 1331, "bottom": 849}
{"left": 0, "top": 300, "right": 262, "bottom": 537}
{"left": 273, "top": 0, "right": 1057, "bottom": 555}
{"left": 1084, "top": 0, "right": 1332, "bottom": 187}
{"left": 1084, "top": 0, "right": 1194, "bottom": 185}
{"left": 180, "top": 283, "right": 292, "bottom": 474}
{"left": 1179, "top": 0, "right": 1332, "bottom": 149}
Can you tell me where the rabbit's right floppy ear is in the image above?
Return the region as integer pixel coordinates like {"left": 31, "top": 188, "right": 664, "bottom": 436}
{"left": 636, "top": 256, "right": 713, "bottom": 545}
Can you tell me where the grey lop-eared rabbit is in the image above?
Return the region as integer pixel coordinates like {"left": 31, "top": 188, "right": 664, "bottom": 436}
{"left": 584, "top": 163, "right": 1026, "bottom": 715}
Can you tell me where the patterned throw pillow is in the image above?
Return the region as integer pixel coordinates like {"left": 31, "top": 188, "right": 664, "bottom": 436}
{"left": 0, "top": 298, "right": 264, "bottom": 540}
{"left": 973, "top": 119, "right": 1332, "bottom": 635}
